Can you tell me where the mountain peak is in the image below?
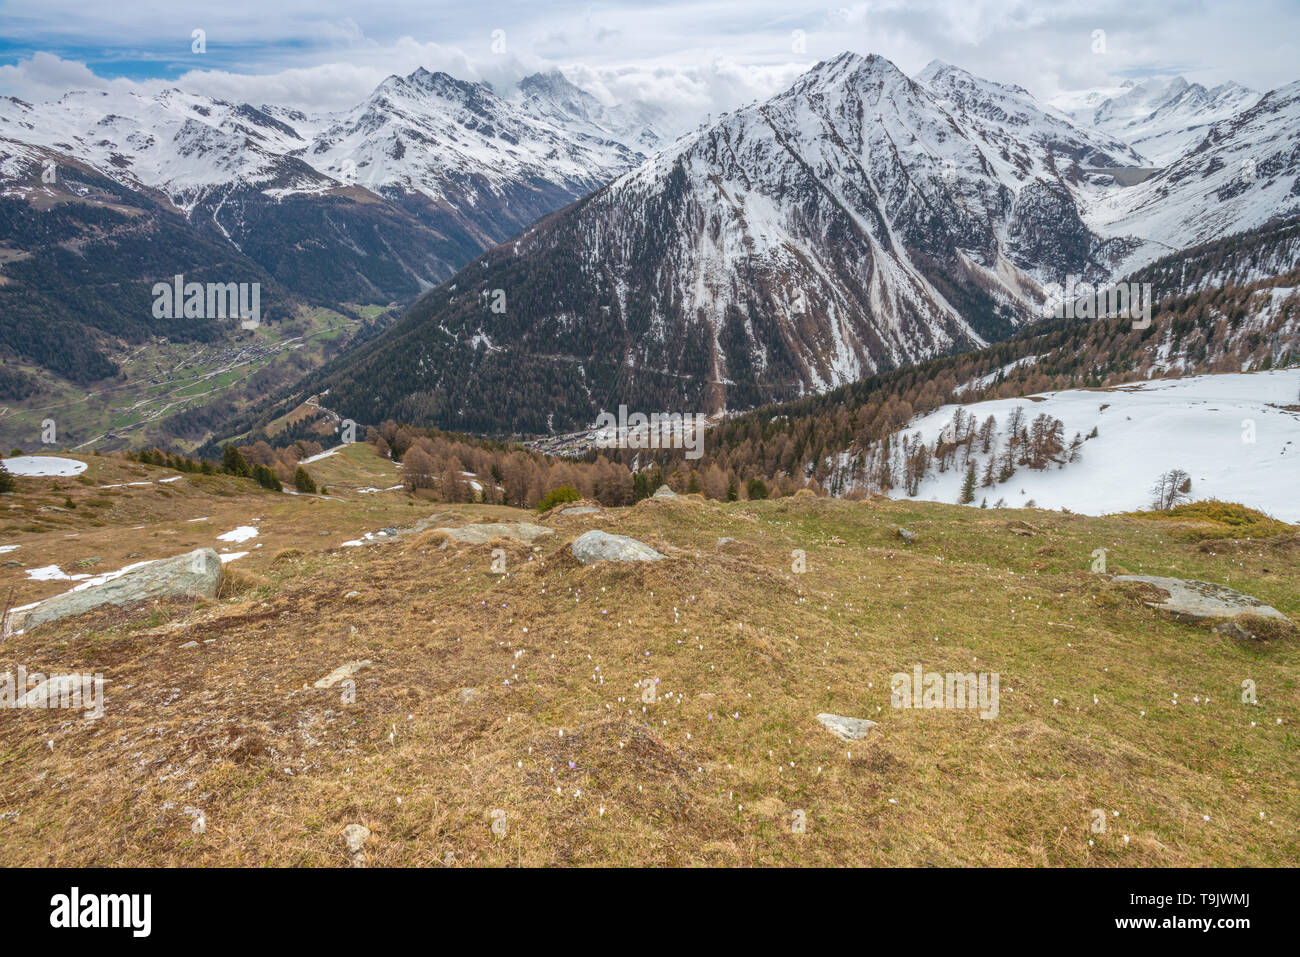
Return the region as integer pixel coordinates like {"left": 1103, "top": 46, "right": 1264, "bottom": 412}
{"left": 917, "top": 59, "right": 957, "bottom": 82}
{"left": 917, "top": 59, "right": 1030, "bottom": 98}
{"left": 797, "top": 51, "right": 910, "bottom": 94}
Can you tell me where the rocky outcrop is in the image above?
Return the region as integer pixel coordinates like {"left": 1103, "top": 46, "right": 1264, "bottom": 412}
{"left": 571, "top": 530, "right": 664, "bottom": 565}
{"left": 13, "top": 549, "right": 222, "bottom": 633}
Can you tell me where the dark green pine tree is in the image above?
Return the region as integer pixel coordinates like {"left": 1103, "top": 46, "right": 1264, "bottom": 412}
{"left": 960, "top": 461, "right": 977, "bottom": 504}
{"left": 293, "top": 467, "right": 317, "bottom": 494}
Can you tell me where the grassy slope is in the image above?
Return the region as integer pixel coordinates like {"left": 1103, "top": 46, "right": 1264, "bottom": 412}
{"left": 0, "top": 449, "right": 1296, "bottom": 866}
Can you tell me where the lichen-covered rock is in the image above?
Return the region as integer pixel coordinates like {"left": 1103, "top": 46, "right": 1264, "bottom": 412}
{"left": 15, "top": 548, "right": 222, "bottom": 632}
{"left": 571, "top": 530, "right": 664, "bottom": 565}
{"left": 1115, "top": 575, "right": 1291, "bottom": 626}
{"left": 651, "top": 485, "right": 677, "bottom": 499}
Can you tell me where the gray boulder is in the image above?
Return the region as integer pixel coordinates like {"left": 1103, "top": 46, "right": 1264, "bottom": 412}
{"left": 651, "top": 485, "right": 678, "bottom": 499}
{"left": 560, "top": 505, "right": 602, "bottom": 515}
{"left": 438, "top": 522, "right": 554, "bottom": 545}
{"left": 571, "top": 530, "right": 664, "bottom": 565}
{"left": 1115, "top": 575, "right": 1291, "bottom": 626}
{"left": 15, "top": 548, "right": 222, "bottom": 632}
{"left": 816, "top": 713, "right": 878, "bottom": 741}
{"left": 896, "top": 527, "right": 917, "bottom": 545}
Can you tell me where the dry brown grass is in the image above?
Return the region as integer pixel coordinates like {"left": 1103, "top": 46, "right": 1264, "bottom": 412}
{"left": 0, "top": 461, "right": 1296, "bottom": 867}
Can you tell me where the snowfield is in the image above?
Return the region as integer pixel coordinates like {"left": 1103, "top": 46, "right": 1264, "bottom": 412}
{"left": 2, "top": 456, "right": 88, "bottom": 477}
{"left": 887, "top": 370, "right": 1300, "bottom": 521}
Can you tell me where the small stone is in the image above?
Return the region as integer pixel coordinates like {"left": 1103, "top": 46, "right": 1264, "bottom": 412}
{"left": 314, "top": 660, "right": 371, "bottom": 689}
{"left": 816, "top": 713, "right": 878, "bottom": 741}
{"left": 343, "top": 824, "right": 370, "bottom": 867}
{"left": 896, "top": 527, "right": 916, "bottom": 545}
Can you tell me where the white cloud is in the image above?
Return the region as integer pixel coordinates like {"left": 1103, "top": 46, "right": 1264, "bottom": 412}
{"left": 0, "top": 0, "right": 1295, "bottom": 121}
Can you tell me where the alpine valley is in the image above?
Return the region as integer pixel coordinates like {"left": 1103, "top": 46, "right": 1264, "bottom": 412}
{"left": 2, "top": 52, "right": 1297, "bottom": 451}
{"left": 0, "top": 67, "right": 667, "bottom": 447}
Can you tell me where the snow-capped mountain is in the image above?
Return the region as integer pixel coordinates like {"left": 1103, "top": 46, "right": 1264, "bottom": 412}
{"left": 303, "top": 52, "right": 1192, "bottom": 435}
{"left": 514, "top": 70, "right": 670, "bottom": 155}
{"left": 1086, "top": 80, "right": 1300, "bottom": 277}
{"left": 0, "top": 87, "right": 328, "bottom": 206}
{"left": 0, "top": 67, "right": 665, "bottom": 301}
{"left": 1052, "top": 76, "right": 1260, "bottom": 166}
{"left": 303, "top": 67, "right": 646, "bottom": 211}
{"left": 0, "top": 68, "right": 660, "bottom": 212}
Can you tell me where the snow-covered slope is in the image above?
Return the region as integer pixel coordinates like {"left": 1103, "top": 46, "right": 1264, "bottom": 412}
{"left": 919, "top": 61, "right": 1145, "bottom": 169}
{"left": 1052, "top": 76, "right": 1260, "bottom": 166}
{"left": 884, "top": 370, "right": 1300, "bottom": 520}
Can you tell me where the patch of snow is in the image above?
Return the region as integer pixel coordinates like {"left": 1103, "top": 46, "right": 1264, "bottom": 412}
{"left": 2, "top": 456, "right": 87, "bottom": 477}
{"left": 216, "top": 526, "right": 258, "bottom": 543}
{"left": 300, "top": 446, "right": 345, "bottom": 465}
{"left": 26, "top": 565, "right": 90, "bottom": 582}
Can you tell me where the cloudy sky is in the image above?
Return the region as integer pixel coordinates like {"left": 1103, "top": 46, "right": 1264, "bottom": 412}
{"left": 1, "top": 0, "right": 1296, "bottom": 122}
